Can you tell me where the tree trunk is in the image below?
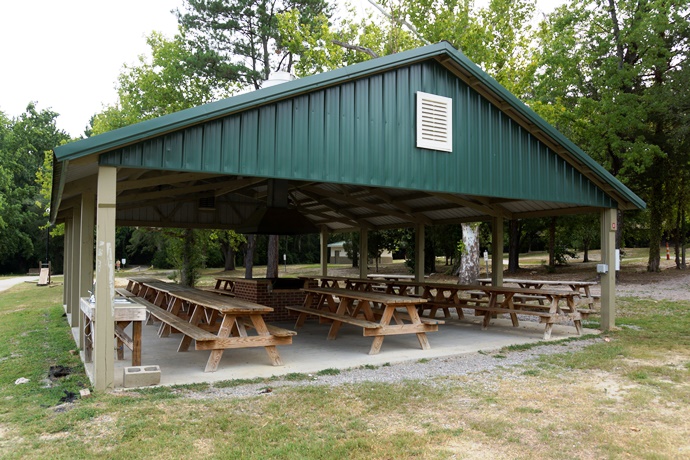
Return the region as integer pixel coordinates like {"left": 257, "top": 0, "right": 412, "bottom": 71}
{"left": 647, "top": 183, "right": 663, "bottom": 272}
{"left": 224, "top": 247, "right": 236, "bottom": 271}
{"left": 680, "top": 209, "right": 688, "bottom": 270}
{"left": 508, "top": 219, "right": 520, "bottom": 274}
{"left": 583, "top": 241, "right": 589, "bottom": 263}
{"left": 180, "top": 228, "right": 195, "bottom": 287}
{"left": 548, "top": 217, "right": 556, "bottom": 268}
{"left": 266, "top": 235, "right": 279, "bottom": 278}
{"left": 244, "top": 234, "right": 256, "bottom": 279}
{"left": 219, "top": 238, "right": 236, "bottom": 271}
{"left": 459, "top": 223, "right": 480, "bottom": 284}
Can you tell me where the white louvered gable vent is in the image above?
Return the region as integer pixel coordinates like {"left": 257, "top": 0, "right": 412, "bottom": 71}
{"left": 416, "top": 91, "right": 452, "bottom": 152}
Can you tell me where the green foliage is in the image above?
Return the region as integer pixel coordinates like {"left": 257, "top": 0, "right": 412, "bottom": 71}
{"left": 277, "top": 3, "right": 421, "bottom": 75}
{"left": 0, "top": 104, "right": 69, "bottom": 274}
{"left": 177, "top": 0, "right": 332, "bottom": 89}
{"left": 533, "top": 0, "right": 690, "bottom": 271}
{"left": 91, "top": 32, "right": 230, "bottom": 134}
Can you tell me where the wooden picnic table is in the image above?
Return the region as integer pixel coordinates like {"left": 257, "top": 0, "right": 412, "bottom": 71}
{"left": 377, "top": 280, "right": 586, "bottom": 340}
{"left": 125, "top": 277, "right": 165, "bottom": 296}
{"left": 213, "top": 276, "right": 242, "bottom": 294}
{"left": 298, "top": 276, "right": 352, "bottom": 288}
{"left": 300, "top": 276, "right": 414, "bottom": 295}
{"left": 80, "top": 296, "right": 147, "bottom": 366}
{"left": 476, "top": 278, "right": 597, "bottom": 308}
{"left": 287, "top": 287, "right": 439, "bottom": 355}
{"left": 367, "top": 273, "right": 417, "bottom": 281}
{"left": 137, "top": 281, "right": 295, "bottom": 372}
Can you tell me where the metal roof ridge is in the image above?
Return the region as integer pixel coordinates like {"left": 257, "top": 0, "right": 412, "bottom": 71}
{"left": 53, "top": 42, "right": 453, "bottom": 161}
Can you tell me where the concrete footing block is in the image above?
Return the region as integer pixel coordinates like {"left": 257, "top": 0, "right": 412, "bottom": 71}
{"left": 123, "top": 365, "right": 161, "bottom": 388}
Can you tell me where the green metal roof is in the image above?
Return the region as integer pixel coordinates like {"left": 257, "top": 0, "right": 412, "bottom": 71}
{"left": 51, "top": 42, "right": 645, "bottom": 225}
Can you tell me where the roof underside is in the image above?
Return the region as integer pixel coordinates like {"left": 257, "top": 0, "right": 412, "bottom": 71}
{"left": 51, "top": 43, "right": 644, "bottom": 231}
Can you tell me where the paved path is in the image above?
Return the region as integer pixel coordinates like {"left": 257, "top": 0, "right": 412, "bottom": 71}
{"left": 0, "top": 276, "right": 38, "bottom": 293}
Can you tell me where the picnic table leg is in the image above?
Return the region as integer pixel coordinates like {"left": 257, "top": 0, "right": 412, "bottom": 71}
{"left": 566, "top": 296, "right": 583, "bottom": 335}
{"left": 405, "top": 305, "right": 431, "bottom": 351}
{"left": 116, "top": 321, "right": 126, "bottom": 360}
{"left": 205, "top": 314, "right": 235, "bottom": 372}
{"left": 132, "top": 320, "right": 142, "bottom": 366}
{"left": 179, "top": 304, "right": 205, "bottom": 352}
{"left": 159, "top": 297, "right": 183, "bottom": 337}
{"left": 542, "top": 295, "right": 559, "bottom": 340}
{"left": 294, "top": 292, "right": 316, "bottom": 328}
{"left": 482, "top": 292, "right": 499, "bottom": 330}
{"left": 327, "top": 298, "right": 353, "bottom": 340}
{"left": 368, "top": 307, "right": 395, "bottom": 355}
{"left": 249, "top": 315, "right": 283, "bottom": 366}
{"left": 502, "top": 294, "right": 519, "bottom": 327}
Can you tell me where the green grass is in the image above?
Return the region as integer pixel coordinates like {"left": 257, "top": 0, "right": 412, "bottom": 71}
{"left": 1, "top": 281, "right": 689, "bottom": 459}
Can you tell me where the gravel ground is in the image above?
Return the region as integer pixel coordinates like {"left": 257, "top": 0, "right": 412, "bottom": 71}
{"left": 616, "top": 271, "right": 690, "bottom": 301}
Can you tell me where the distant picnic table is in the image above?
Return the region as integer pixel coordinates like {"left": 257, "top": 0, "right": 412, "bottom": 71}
{"left": 476, "top": 278, "right": 597, "bottom": 309}
{"left": 287, "top": 286, "right": 439, "bottom": 355}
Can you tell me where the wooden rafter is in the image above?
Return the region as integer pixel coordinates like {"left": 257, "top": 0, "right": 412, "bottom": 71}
{"left": 432, "top": 193, "right": 514, "bottom": 219}
{"left": 304, "top": 185, "right": 433, "bottom": 225}
{"left": 117, "top": 172, "right": 225, "bottom": 192}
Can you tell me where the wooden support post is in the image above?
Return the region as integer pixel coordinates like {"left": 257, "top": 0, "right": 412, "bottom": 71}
{"left": 94, "top": 167, "right": 117, "bottom": 391}
{"left": 359, "top": 228, "right": 368, "bottom": 279}
{"left": 63, "top": 216, "right": 72, "bottom": 312}
{"left": 78, "top": 193, "right": 95, "bottom": 350}
{"left": 415, "top": 224, "right": 425, "bottom": 283}
{"left": 69, "top": 206, "right": 81, "bottom": 326}
{"left": 600, "top": 208, "right": 617, "bottom": 331}
{"left": 491, "top": 216, "right": 504, "bottom": 287}
{"left": 320, "top": 226, "right": 328, "bottom": 277}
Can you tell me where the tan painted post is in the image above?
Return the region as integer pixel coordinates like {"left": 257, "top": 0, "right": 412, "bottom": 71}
{"left": 320, "top": 226, "right": 328, "bottom": 276}
{"left": 600, "top": 208, "right": 617, "bottom": 331}
{"left": 492, "top": 217, "right": 504, "bottom": 287}
{"left": 415, "top": 224, "right": 425, "bottom": 283}
{"left": 69, "top": 206, "right": 81, "bottom": 326}
{"left": 63, "top": 216, "right": 72, "bottom": 311}
{"left": 78, "top": 193, "right": 95, "bottom": 350}
{"left": 359, "top": 228, "right": 368, "bottom": 279}
{"left": 94, "top": 167, "right": 117, "bottom": 391}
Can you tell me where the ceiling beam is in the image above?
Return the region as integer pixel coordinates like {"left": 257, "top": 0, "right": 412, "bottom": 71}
{"left": 432, "top": 193, "right": 513, "bottom": 219}
{"left": 117, "top": 172, "right": 225, "bottom": 192}
{"left": 297, "top": 190, "right": 374, "bottom": 229}
{"left": 214, "top": 177, "right": 266, "bottom": 198}
{"left": 304, "top": 185, "right": 433, "bottom": 225}
{"left": 117, "top": 177, "right": 264, "bottom": 204}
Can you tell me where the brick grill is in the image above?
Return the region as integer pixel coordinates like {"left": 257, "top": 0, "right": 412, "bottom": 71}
{"left": 232, "top": 278, "right": 315, "bottom": 322}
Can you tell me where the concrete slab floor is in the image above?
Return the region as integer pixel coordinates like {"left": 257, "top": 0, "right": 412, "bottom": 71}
{"left": 74, "top": 315, "right": 598, "bottom": 388}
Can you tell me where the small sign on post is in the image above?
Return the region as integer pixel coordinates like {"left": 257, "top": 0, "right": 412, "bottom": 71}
{"left": 483, "top": 250, "right": 489, "bottom": 276}
{"left": 283, "top": 253, "right": 287, "bottom": 272}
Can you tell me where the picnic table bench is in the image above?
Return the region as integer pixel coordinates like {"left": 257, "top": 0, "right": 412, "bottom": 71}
{"left": 287, "top": 287, "right": 438, "bottom": 355}
{"left": 136, "top": 280, "right": 295, "bottom": 372}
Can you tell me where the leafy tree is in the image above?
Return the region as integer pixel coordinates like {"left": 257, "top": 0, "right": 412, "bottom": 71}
{"left": 368, "top": 229, "right": 405, "bottom": 271}
{"left": 92, "top": 32, "right": 230, "bottom": 134}
{"left": 533, "top": 0, "right": 690, "bottom": 271}
{"left": 277, "top": 3, "right": 420, "bottom": 75}
{"left": 176, "top": 0, "right": 332, "bottom": 89}
{"left": 0, "top": 104, "right": 69, "bottom": 274}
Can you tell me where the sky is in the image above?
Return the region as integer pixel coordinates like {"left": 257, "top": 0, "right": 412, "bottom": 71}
{"left": 0, "top": 0, "right": 565, "bottom": 138}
